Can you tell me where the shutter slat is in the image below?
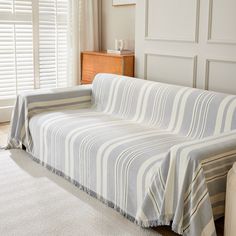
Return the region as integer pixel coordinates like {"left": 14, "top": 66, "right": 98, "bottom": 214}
{"left": 0, "top": 0, "right": 69, "bottom": 99}
{"left": 15, "top": 22, "right": 34, "bottom": 92}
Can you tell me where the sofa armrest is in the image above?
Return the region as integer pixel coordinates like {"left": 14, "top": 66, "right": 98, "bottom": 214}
{"left": 224, "top": 162, "right": 236, "bottom": 236}
{"left": 7, "top": 85, "right": 92, "bottom": 150}
{"left": 163, "top": 130, "right": 236, "bottom": 235}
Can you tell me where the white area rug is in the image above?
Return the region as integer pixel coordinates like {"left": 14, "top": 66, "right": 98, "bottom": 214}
{"left": 0, "top": 150, "right": 159, "bottom": 236}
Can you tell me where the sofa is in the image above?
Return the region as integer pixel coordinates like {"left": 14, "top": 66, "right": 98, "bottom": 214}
{"left": 224, "top": 162, "right": 236, "bottom": 236}
{"left": 8, "top": 73, "right": 236, "bottom": 236}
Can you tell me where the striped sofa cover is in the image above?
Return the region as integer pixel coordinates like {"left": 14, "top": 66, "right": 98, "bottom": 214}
{"left": 7, "top": 73, "right": 236, "bottom": 236}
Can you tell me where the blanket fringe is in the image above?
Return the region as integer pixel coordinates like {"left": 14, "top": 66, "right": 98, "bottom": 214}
{"left": 27, "top": 153, "right": 182, "bottom": 235}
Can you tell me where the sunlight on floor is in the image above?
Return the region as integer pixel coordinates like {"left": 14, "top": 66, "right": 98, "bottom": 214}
{"left": 0, "top": 123, "right": 9, "bottom": 147}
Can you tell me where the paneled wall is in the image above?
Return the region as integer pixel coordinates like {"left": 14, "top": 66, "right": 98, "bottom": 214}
{"left": 135, "top": 0, "right": 236, "bottom": 94}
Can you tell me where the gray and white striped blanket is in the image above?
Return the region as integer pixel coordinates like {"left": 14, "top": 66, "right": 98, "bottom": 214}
{"left": 8, "top": 74, "right": 236, "bottom": 236}
{"left": 7, "top": 85, "right": 92, "bottom": 150}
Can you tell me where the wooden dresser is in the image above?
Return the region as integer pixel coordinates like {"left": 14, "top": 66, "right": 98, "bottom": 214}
{"left": 81, "top": 51, "right": 135, "bottom": 84}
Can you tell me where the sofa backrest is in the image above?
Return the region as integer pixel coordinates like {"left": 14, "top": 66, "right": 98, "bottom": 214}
{"left": 92, "top": 74, "right": 236, "bottom": 138}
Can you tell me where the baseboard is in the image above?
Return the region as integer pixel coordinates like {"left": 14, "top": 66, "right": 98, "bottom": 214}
{"left": 0, "top": 106, "right": 13, "bottom": 123}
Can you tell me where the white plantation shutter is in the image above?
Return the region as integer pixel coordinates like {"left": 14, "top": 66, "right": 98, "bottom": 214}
{"left": 57, "top": 0, "right": 69, "bottom": 87}
{"left": 16, "top": 0, "right": 34, "bottom": 94}
{"left": 0, "top": 0, "right": 33, "bottom": 98}
{"left": 0, "top": 0, "right": 70, "bottom": 100}
{"left": 16, "top": 23, "right": 34, "bottom": 93}
{"left": 38, "top": 0, "right": 69, "bottom": 89}
{"left": 0, "top": 0, "right": 13, "bottom": 13}
{"left": 0, "top": 24, "right": 16, "bottom": 98}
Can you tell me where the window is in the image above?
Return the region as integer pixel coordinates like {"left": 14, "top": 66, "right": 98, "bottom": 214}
{"left": 0, "top": 0, "right": 71, "bottom": 100}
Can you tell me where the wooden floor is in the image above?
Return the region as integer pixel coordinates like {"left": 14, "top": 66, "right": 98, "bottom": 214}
{"left": 0, "top": 123, "right": 225, "bottom": 236}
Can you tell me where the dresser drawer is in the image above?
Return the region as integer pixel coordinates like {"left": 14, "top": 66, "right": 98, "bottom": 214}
{"left": 81, "top": 51, "right": 134, "bottom": 84}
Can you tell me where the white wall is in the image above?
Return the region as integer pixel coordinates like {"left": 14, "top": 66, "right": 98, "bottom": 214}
{"left": 135, "top": 0, "right": 236, "bottom": 94}
{"left": 101, "top": 0, "right": 135, "bottom": 51}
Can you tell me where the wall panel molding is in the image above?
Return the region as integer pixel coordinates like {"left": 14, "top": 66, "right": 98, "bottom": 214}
{"left": 205, "top": 59, "right": 236, "bottom": 93}
{"left": 144, "top": 0, "right": 200, "bottom": 43}
{"left": 136, "top": 0, "right": 236, "bottom": 94}
{"left": 144, "top": 53, "right": 197, "bottom": 87}
{"left": 207, "top": 0, "right": 236, "bottom": 45}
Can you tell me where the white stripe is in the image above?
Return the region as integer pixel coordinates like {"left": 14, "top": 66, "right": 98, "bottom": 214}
{"left": 195, "top": 94, "right": 215, "bottom": 139}
{"left": 183, "top": 177, "right": 206, "bottom": 219}
{"left": 214, "top": 95, "right": 235, "bottom": 134}
{"left": 182, "top": 188, "right": 209, "bottom": 229}
{"left": 148, "top": 188, "right": 160, "bottom": 215}
{"left": 178, "top": 133, "right": 236, "bottom": 200}
{"left": 107, "top": 78, "right": 123, "bottom": 114}
{"left": 224, "top": 98, "right": 236, "bottom": 132}
{"left": 103, "top": 78, "right": 121, "bottom": 113}
{"left": 39, "top": 111, "right": 96, "bottom": 165}
{"left": 136, "top": 83, "right": 157, "bottom": 123}
{"left": 136, "top": 154, "right": 163, "bottom": 208}
{"left": 122, "top": 137, "right": 179, "bottom": 210}
{"left": 164, "top": 132, "right": 236, "bottom": 216}
{"left": 135, "top": 208, "right": 149, "bottom": 223}
{"left": 178, "top": 137, "right": 231, "bottom": 190}
{"left": 173, "top": 89, "right": 196, "bottom": 133}
{"left": 201, "top": 217, "right": 215, "bottom": 236}
{"left": 186, "top": 92, "right": 206, "bottom": 137}
{"left": 66, "top": 120, "right": 127, "bottom": 178}
{"left": 96, "top": 130, "right": 165, "bottom": 196}
{"left": 103, "top": 131, "right": 168, "bottom": 199}
{"left": 132, "top": 82, "right": 152, "bottom": 121}
{"left": 167, "top": 87, "right": 189, "bottom": 131}
{"left": 164, "top": 145, "right": 179, "bottom": 215}
{"left": 120, "top": 81, "right": 136, "bottom": 117}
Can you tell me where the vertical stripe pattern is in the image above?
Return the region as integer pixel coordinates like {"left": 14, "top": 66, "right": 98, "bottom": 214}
{"left": 7, "top": 73, "right": 236, "bottom": 236}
